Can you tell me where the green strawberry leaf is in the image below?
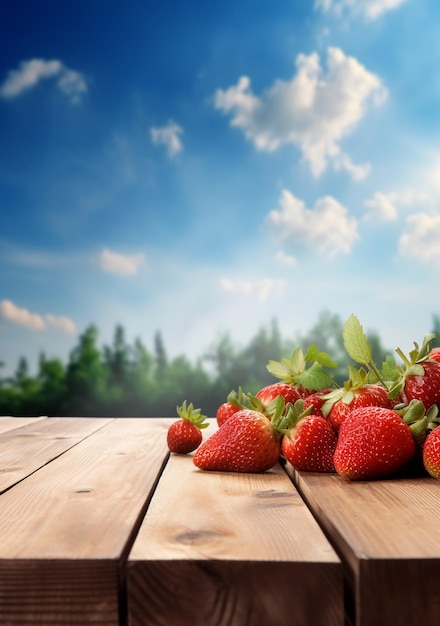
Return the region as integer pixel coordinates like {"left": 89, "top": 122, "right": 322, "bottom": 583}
{"left": 388, "top": 378, "right": 404, "bottom": 400}
{"left": 290, "top": 347, "right": 306, "bottom": 375}
{"left": 417, "top": 333, "right": 436, "bottom": 361}
{"left": 176, "top": 401, "right": 209, "bottom": 429}
{"left": 341, "top": 390, "right": 355, "bottom": 405}
{"left": 266, "top": 358, "right": 292, "bottom": 381}
{"left": 344, "top": 365, "right": 368, "bottom": 389}
{"left": 296, "top": 362, "right": 335, "bottom": 391}
{"left": 381, "top": 355, "right": 401, "bottom": 383}
{"left": 304, "top": 344, "right": 338, "bottom": 368}
{"left": 267, "top": 343, "right": 338, "bottom": 390}
{"left": 226, "top": 386, "right": 249, "bottom": 409}
{"left": 320, "top": 388, "right": 345, "bottom": 417}
{"left": 406, "top": 364, "right": 425, "bottom": 377}
{"left": 343, "top": 314, "right": 372, "bottom": 366}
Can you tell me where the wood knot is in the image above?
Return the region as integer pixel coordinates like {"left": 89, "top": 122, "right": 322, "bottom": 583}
{"left": 174, "top": 529, "right": 225, "bottom": 545}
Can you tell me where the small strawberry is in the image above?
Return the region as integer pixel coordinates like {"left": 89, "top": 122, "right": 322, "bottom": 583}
{"left": 281, "top": 401, "right": 337, "bottom": 473}
{"left": 403, "top": 358, "right": 440, "bottom": 408}
{"left": 167, "top": 401, "right": 209, "bottom": 454}
{"left": 255, "top": 381, "right": 306, "bottom": 409}
{"left": 323, "top": 378, "right": 393, "bottom": 431}
{"left": 389, "top": 333, "right": 440, "bottom": 409}
{"left": 216, "top": 402, "right": 241, "bottom": 427}
{"left": 322, "top": 315, "right": 395, "bottom": 431}
{"left": 423, "top": 426, "right": 440, "bottom": 478}
{"left": 303, "top": 388, "right": 334, "bottom": 418}
{"left": 428, "top": 347, "right": 440, "bottom": 363}
{"left": 333, "top": 406, "right": 417, "bottom": 480}
{"left": 193, "top": 398, "right": 288, "bottom": 473}
{"left": 216, "top": 387, "right": 249, "bottom": 427}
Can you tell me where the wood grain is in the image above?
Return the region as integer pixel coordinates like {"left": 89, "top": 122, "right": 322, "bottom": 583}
{"left": 0, "top": 416, "right": 47, "bottom": 435}
{"left": 0, "top": 417, "right": 113, "bottom": 493}
{"left": 0, "top": 418, "right": 172, "bottom": 625}
{"left": 287, "top": 466, "right": 440, "bottom": 626}
{"left": 127, "top": 454, "right": 343, "bottom": 626}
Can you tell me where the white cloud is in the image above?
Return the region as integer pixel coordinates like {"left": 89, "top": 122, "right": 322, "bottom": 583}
{"left": 315, "top": 0, "right": 409, "bottom": 20}
{"left": 214, "top": 47, "right": 386, "bottom": 179}
{"left": 150, "top": 120, "right": 184, "bottom": 158}
{"left": 364, "top": 190, "right": 430, "bottom": 221}
{"left": 56, "top": 68, "right": 88, "bottom": 104}
{"left": 98, "top": 248, "right": 146, "bottom": 275}
{"left": 45, "top": 314, "right": 76, "bottom": 334}
{"left": 333, "top": 152, "right": 371, "bottom": 181}
{"left": 0, "top": 299, "right": 75, "bottom": 334}
{"left": 275, "top": 250, "right": 297, "bottom": 267}
{"left": 0, "top": 300, "right": 45, "bottom": 330}
{"left": 0, "top": 58, "right": 88, "bottom": 104}
{"left": 268, "top": 189, "right": 358, "bottom": 257}
{"left": 399, "top": 213, "right": 440, "bottom": 263}
{"left": 220, "top": 277, "right": 286, "bottom": 302}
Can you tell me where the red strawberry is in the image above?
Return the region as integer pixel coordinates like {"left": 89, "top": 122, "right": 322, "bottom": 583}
{"left": 193, "top": 406, "right": 284, "bottom": 473}
{"left": 326, "top": 383, "right": 392, "bottom": 431}
{"left": 303, "top": 388, "right": 334, "bottom": 418}
{"left": 256, "top": 382, "right": 306, "bottom": 409}
{"left": 428, "top": 347, "right": 440, "bottom": 363}
{"left": 216, "top": 387, "right": 250, "bottom": 427}
{"left": 167, "top": 402, "right": 208, "bottom": 454}
{"left": 216, "top": 402, "right": 241, "bottom": 427}
{"left": 389, "top": 333, "right": 440, "bottom": 410}
{"left": 281, "top": 413, "right": 337, "bottom": 473}
{"left": 333, "top": 406, "right": 416, "bottom": 480}
{"left": 423, "top": 426, "right": 440, "bottom": 478}
{"left": 403, "top": 360, "right": 440, "bottom": 408}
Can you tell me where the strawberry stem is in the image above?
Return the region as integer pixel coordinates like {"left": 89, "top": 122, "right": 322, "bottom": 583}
{"left": 395, "top": 347, "right": 411, "bottom": 368}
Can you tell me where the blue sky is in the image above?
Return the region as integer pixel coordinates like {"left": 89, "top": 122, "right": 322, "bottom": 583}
{"left": 1, "top": 0, "right": 440, "bottom": 376}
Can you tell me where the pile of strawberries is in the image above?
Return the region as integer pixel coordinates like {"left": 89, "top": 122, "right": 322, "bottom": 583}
{"left": 167, "top": 314, "right": 440, "bottom": 481}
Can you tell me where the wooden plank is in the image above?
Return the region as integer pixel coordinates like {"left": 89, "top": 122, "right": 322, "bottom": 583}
{"left": 0, "top": 417, "right": 113, "bottom": 494}
{"left": 0, "top": 416, "right": 47, "bottom": 435}
{"left": 0, "top": 417, "right": 172, "bottom": 625}
{"left": 127, "top": 453, "right": 343, "bottom": 626}
{"left": 288, "top": 467, "right": 440, "bottom": 626}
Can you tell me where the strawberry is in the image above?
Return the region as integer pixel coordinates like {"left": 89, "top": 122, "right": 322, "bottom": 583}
{"left": 256, "top": 381, "right": 306, "bottom": 408}
{"left": 423, "top": 426, "right": 440, "bottom": 478}
{"left": 303, "top": 388, "right": 334, "bottom": 418}
{"left": 281, "top": 410, "right": 337, "bottom": 473}
{"left": 428, "top": 347, "right": 440, "bottom": 363}
{"left": 216, "top": 387, "right": 249, "bottom": 427}
{"left": 321, "top": 315, "right": 395, "bottom": 431}
{"left": 216, "top": 402, "right": 241, "bottom": 427}
{"left": 252, "top": 344, "right": 338, "bottom": 416}
{"left": 403, "top": 360, "right": 440, "bottom": 408}
{"left": 333, "top": 406, "right": 416, "bottom": 480}
{"left": 389, "top": 333, "right": 440, "bottom": 409}
{"left": 167, "top": 402, "right": 209, "bottom": 454}
{"left": 324, "top": 381, "right": 393, "bottom": 431}
{"left": 193, "top": 399, "right": 288, "bottom": 473}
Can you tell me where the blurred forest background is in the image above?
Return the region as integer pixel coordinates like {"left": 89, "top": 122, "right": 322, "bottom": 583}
{"left": 2, "top": 311, "right": 440, "bottom": 418}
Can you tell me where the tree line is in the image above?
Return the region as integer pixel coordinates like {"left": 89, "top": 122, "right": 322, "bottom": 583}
{"left": 1, "top": 311, "right": 440, "bottom": 418}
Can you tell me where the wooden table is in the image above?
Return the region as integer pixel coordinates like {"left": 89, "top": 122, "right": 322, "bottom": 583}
{"left": 0, "top": 416, "right": 439, "bottom": 625}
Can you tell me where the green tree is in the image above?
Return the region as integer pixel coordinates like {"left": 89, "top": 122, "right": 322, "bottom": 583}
{"left": 35, "top": 354, "right": 67, "bottom": 416}
{"left": 431, "top": 315, "right": 440, "bottom": 348}
{"left": 64, "top": 325, "right": 108, "bottom": 416}
{"left": 122, "top": 337, "right": 156, "bottom": 415}
{"left": 102, "top": 324, "right": 132, "bottom": 411}
{"left": 152, "top": 354, "right": 213, "bottom": 416}
{"left": 154, "top": 331, "right": 168, "bottom": 381}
